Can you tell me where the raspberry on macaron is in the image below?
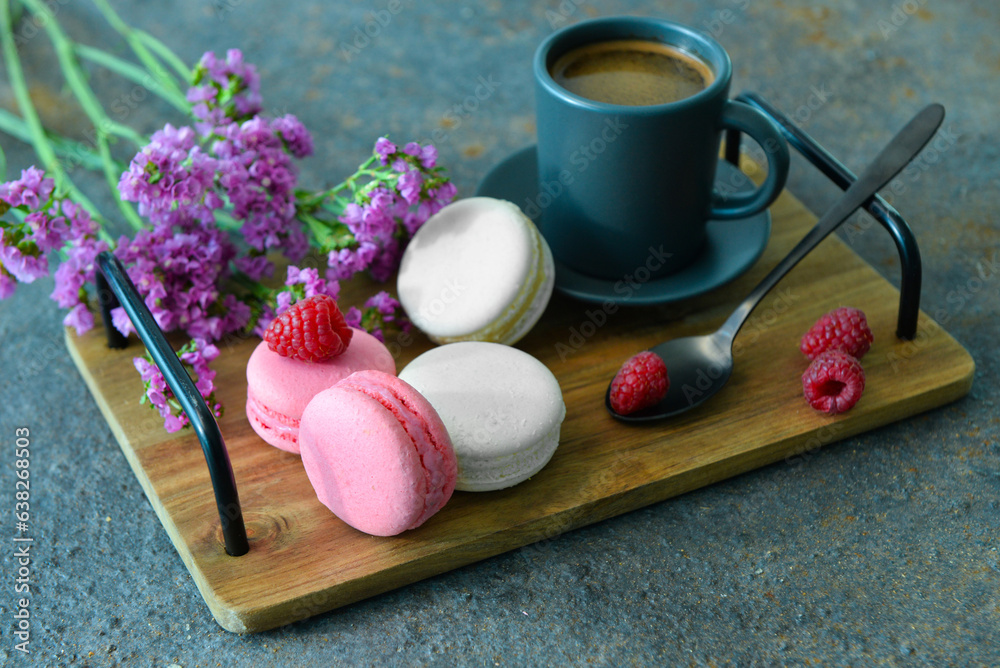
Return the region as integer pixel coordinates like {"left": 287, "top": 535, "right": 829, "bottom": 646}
{"left": 264, "top": 294, "right": 353, "bottom": 362}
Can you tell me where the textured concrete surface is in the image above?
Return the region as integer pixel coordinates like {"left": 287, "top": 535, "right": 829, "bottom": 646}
{"left": 1, "top": 1, "right": 998, "bottom": 665}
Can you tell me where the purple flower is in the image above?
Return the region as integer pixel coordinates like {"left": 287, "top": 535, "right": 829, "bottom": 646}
{"left": 60, "top": 200, "right": 99, "bottom": 239}
{"left": 50, "top": 236, "right": 107, "bottom": 309}
{"left": 63, "top": 303, "right": 94, "bottom": 335}
{"left": 25, "top": 211, "right": 70, "bottom": 253}
{"left": 133, "top": 339, "right": 223, "bottom": 433}
{"left": 112, "top": 223, "right": 241, "bottom": 341}
{"left": 0, "top": 242, "right": 48, "bottom": 283}
{"left": 398, "top": 141, "right": 436, "bottom": 169}
{"left": 374, "top": 137, "right": 397, "bottom": 164}
{"left": 213, "top": 118, "right": 304, "bottom": 259}
{"left": 112, "top": 306, "right": 136, "bottom": 337}
{"left": 274, "top": 264, "right": 342, "bottom": 314}
{"left": 417, "top": 144, "right": 437, "bottom": 169}
{"left": 0, "top": 271, "right": 16, "bottom": 299}
{"left": 397, "top": 170, "right": 424, "bottom": 205}
{"left": 234, "top": 254, "right": 274, "bottom": 281}
{"left": 118, "top": 124, "right": 221, "bottom": 226}
{"left": 189, "top": 49, "right": 262, "bottom": 129}
{"left": 341, "top": 290, "right": 411, "bottom": 343}
{"left": 344, "top": 305, "right": 363, "bottom": 329}
{"left": 272, "top": 114, "right": 314, "bottom": 159}
{"left": 0, "top": 167, "right": 54, "bottom": 210}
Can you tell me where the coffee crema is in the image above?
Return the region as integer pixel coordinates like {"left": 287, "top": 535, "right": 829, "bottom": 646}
{"left": 550, "top": 39, "right": 713, "bottom": 106}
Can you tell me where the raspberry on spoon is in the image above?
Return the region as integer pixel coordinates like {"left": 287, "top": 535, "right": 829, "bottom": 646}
{"left": 609, "top": 351, "right": 669, "bottom": 416}
{"left": 264, "top": 295, "right": 353, "bottom": 362}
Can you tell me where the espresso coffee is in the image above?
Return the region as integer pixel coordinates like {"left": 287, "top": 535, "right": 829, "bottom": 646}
{"left": 550, "top": 39, "right": 713, "bottom": 106}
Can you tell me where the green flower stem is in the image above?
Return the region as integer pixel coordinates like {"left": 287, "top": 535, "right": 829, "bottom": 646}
{"left": 316, "top": 157, "right": 381, "bottom": 199}
{"left": 0, "top": 0, "right": 104, "bottom": 221}
{"left": 1, "top": 1, "right": 63, "bottom": 183}
{"left": 73, "top": 43, "right": 188, "bottom": 112}
{"left": 91, "top": 0, "right": 191, "bottom": 82}
{"left": 96, "top": 132, "right": 144, "bottom": 231}
{"left": 0, "top": 109, "right": 106, "bottom": 172}
{"left": 300, "top": 211, "right": 334, "bottom": 248}
{"left": 21, "top": 0, "right": 147, "bottom": 147}
{"left": 230, "top": 270, "right": 275, "bottom": 302}
{"left": 0, "top": 131, "right": 6, "bottom": 182}
{"left": 213, "top": 209, "right": 242, "bottom": 233}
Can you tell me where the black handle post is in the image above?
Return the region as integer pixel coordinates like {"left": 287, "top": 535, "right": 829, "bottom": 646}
{"left": 96, "top": 251, "right": 249, "bottom": 557}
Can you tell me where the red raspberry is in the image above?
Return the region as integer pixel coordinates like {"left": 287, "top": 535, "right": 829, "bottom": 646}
{"left": 609, "top": 351, "right": 669, "bottom": 415}
{"left": 264, "top": 295, "right": 353, "bottom": 362}
{"left": 801, "top": 350, "right": 865, "bottom": 415}
{"left": 800, "top": 307, "right": 873, "bottom": 360}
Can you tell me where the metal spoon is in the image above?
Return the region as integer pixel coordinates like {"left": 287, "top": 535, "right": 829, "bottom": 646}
{"left": 606, "top": 103, "right": 945, "bottom": 422}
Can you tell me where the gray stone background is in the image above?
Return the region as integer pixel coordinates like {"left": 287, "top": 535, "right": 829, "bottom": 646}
{"left": 1, "top": 0, "right": 997, "bottom": 665}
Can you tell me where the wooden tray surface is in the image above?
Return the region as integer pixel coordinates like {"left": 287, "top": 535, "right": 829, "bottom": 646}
{"left": 65, "top": 183, "right": 974, "bottom": 633}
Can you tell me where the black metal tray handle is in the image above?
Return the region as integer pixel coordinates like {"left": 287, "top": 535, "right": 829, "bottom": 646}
{"left": 96, "top": 251, "right": 250, "bottom": 557}
{"left": 727, "top": 92, "right": 921, "bottom": 340}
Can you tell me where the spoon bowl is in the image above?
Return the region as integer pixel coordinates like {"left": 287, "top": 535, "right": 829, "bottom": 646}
{"left": 607, "top": 103, "right": 945, "bottom": 422}
{"left": 606, "top": 332, "right": 733, "bottom": 422}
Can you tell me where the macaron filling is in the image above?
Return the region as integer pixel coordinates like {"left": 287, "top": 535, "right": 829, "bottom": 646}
{"left": 245, "top": 389, "right": 300, "bottom": 443}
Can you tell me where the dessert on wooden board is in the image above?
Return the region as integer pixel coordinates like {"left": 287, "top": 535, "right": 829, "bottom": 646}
{"left": 399, "top": 341, "right": 566, "bottom": 492}
{"left": 396, "top": 197, "right": 555, "bottom": 345}
{"left": 299, "top": 370, "right": 458, "bottom": 536}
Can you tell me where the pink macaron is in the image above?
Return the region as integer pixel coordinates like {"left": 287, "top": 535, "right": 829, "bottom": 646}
{"left": 298, "top": 370, "right": 457, "bottom": 537}
{"left": 245, "top": 328, "right": 396, "bottom": 454}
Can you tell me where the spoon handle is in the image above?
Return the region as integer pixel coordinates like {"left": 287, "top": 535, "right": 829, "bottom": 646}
{"left": 718, "top": 103, "right": 945, "bottom": 341}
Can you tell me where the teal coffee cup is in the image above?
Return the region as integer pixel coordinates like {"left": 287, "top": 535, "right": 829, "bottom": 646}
{"left": 534, "top": 16, "right": 790, "bottom": 280}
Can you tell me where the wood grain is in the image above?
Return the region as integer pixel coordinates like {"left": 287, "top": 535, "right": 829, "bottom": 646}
{"left": 65, "top": 185, "right": 974, "bottom": 633}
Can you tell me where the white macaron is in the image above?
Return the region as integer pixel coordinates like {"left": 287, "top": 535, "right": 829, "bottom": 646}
{"left": 398, "top": 341, "right": 566, "bottom": 492}
{"left": 396, "top": 197, "right": 555, "bottom": 345}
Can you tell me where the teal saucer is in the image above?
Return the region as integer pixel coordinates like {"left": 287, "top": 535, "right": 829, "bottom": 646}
{"left": 475, "top": 145, "right": 771, "bottom": 306}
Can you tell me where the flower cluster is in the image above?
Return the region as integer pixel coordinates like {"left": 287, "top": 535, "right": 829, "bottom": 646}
{"left": 0, "top": 46, "right": 456, "bottom": 434}
{"left": 345, "top": 291, "right": 412, "bottom": 343}
{"left": 0, "top": 168, "right": 107, "bottom": 333}
{"left": 134, "top": 339, "right": 222, "bottom": 433}
{"left": 325, "top": 139, "right": 456, "bottom": 283}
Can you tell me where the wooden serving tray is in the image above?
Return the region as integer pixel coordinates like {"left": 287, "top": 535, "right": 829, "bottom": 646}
{"left": 66, "top": 184, "right": 974, "bottom": 633}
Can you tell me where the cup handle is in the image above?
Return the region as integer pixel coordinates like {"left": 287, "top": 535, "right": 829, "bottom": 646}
{"left": 708, "top": 100, "right": 790, "bottom": 220}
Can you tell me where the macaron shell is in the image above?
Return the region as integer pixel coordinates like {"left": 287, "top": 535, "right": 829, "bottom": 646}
{"left": 398, "top": 342, "right": 566, "bottom": 491}
{"left": 299, "top": 389, "right": 427, "bottom": 536}
{"left": 397, "top": 197, "right": 553, "bottom": 344}
{"left": 245, "top": 328, "right": 396, "bottom": 453}
{"left": 299, "top": 370, "right": 457, "bottom": 536}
